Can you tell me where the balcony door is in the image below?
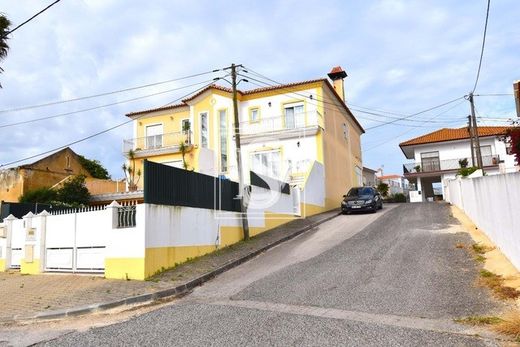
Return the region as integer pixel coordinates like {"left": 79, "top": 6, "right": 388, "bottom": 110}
{"left": 146, "top": 124, "right": 163, "bottom": 149}
{"left": 284, "top": 104, "right": 304, "bottom": 129}
{"left": 480, "top": 145, "right": 493, "bottom": 166}
{"left": 420, "top": 151, "right": 440, "bottom": 172}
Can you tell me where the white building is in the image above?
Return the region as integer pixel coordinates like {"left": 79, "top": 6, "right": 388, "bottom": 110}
{"left": 399, "top": 126, "right": 518, "bottom": 202}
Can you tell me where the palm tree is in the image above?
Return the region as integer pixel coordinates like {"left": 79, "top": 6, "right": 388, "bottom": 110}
{"left": 0, "top": 14, "right": 11, "bottom": 88}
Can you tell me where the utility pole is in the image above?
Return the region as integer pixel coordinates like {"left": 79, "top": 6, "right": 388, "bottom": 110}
{"left": 228, "top": 63, "right": 250, "bottom": 240}
{"left": 468, "top": 92, "right": 483, "bottom": 169}
{"left": 468, "top": 115, "right": 475, "bottom": 167}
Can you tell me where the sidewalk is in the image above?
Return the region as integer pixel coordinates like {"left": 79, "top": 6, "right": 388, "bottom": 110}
{"left": 0, "top": 209, "right": 340, "bottom": 323}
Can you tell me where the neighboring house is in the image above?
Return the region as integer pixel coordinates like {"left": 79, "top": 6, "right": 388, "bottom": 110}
{"left": 124, "top": 66, "right": 365, "bottom": 210}
{"left": 0, "top": 148, "right": 122, "bottom": 203}
{"left": 362, "top": 167, "right": 378, "bottom": 187}
{"left": 377, "top": 174, "right": 409, "bottom": 195}
{"left": 399, "top": 126, "right": 518, "bottom": 202}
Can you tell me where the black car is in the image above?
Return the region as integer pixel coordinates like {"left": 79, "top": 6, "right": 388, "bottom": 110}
{"left": 341, "top": 187, "right": 383, "bottom": 214}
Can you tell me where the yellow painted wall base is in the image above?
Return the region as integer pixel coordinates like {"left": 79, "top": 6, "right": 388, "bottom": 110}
{"left": 220, "top": 226, "right": 243, "bottom": 247}
{"left": 20, "top": 260, "right": 40, "bottom": 275}
{"left": 105, "top": 258, "right": 146, "bottom": 280}
{"left": 301, "top": 203, "right": 328, "bottom": 217}
{"left": 0, "top": 259, "right": 5, "bottom": 271}
{"left": 145, "top": 245, "right": 216, "bottom": 278}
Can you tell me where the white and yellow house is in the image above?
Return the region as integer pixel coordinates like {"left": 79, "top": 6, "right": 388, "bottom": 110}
{"left": 124, "top": 66, "right": 364, "bottom": 213}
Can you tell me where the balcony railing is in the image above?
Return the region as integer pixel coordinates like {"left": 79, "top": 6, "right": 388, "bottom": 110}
{"left": 123, "top": 131, "right": 192, "bottom": 153}
{"left": 403, "top": 155, "right": 500, "bottom": 174}
{"left": 237, "top": 111, "right": 322, "bottom": 136}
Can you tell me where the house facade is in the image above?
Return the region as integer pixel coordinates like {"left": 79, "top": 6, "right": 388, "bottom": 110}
{"left": 362, "top": 167, "right": 378, "bottom": 187}
{"left": 377, "top": 174, "right": 409, "bottom": 196}
{"left": 124, "top": 67, "right": 364, "bottom": 212}
{"left": 399, "top": 126, "right": 518, "bottom": 202}
{"left": 0, "top": 148, "right": 93, "bottom": 203}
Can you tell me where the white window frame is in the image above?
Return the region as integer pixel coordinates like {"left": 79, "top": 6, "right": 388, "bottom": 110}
{"left": 145, "top": 123, "right": 163, "bottom": 149}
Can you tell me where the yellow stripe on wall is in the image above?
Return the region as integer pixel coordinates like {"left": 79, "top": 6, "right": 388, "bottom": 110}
{"left": 105, "top": 258, "right": 146, "bottom": 280}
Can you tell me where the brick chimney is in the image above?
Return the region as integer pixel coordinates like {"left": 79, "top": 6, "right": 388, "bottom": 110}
{"left": 514, "top": 80, "right": 520, "bottom": 118}
{"left": 327, "top": 66, "right": 348, "bottom": 102}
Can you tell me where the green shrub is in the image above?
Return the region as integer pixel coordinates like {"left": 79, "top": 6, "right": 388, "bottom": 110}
{"left": 377, "top": 182, "right": 389, "bottom": 197}
{"left": 19, "top": 187, "right": 57, "bottom": 204}
{"left": 392, "top": 193, "right": 407, "bottom": 202}
{"left": 457, "top": 166, "right": 478, "bottom": 177}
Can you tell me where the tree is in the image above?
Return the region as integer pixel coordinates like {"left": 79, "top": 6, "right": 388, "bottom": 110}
{"left": 78, "top": 155, "right": 111, "bottom": 179}
{"left": 0, "top": 14, "right": 11, "bottom": 88}
{"left": 122, "top": 150, "right": 141, "bottom": 191}
{"left": 19, "top": 187, "right": 57, "bottom": 204}
{"left": 377, "top": 182, "right": 389, "bottom": 197}
{"left": 56, "top": 175, "right": 90, "bottom": 206}
{"left": 508, "top": 127, "right": 520, "bottom": 166}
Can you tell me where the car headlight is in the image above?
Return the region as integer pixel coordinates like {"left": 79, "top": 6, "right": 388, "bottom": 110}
{"left": 341, "top": 201, "right": 347, "bottom": 206}
{"left": 365, "top": 199, "right": 373, "bottom": 204}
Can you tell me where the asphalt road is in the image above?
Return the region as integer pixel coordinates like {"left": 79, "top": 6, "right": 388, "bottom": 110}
{"left": 8, "top": 203, "right": 505, "bottom": 346}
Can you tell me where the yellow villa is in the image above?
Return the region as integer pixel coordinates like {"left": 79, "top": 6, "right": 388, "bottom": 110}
{"left": 124, "top": 66, "right": 364, "bottom": 213}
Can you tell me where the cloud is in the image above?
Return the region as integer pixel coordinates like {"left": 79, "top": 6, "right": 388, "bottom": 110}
{"left": 0, "top": 0, "right": 518, "bottom": 177}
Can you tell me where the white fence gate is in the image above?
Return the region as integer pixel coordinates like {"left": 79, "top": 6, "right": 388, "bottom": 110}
{"left": 45, "top": 209, "right": 108, "bottom": 273}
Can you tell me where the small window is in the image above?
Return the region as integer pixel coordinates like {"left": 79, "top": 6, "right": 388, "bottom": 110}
{"left": 342, "top": 123, "right": 349, "bottom": 140}
{"left": 250, "top": 108, "right": 260, "bottom": 123}
{"left": 181, "top": 119, "right": 190, "bottom": 133}
{"left": 66, "top": 155, "right": 71, "bottom": 168}
{"left": 200, "top": 112, "right": 208, "bottom": 148}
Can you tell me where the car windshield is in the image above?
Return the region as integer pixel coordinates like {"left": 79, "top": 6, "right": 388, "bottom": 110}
{"left": 347, "top": 187, "right": 373, "bottom": 197}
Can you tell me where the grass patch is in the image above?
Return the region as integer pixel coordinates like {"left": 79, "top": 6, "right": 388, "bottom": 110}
{"left": 493, "top": 311, "right": 520, "bottom": 340}
{"left": 455, "top": 316, "right": 503, "bottom": 326}
{"left": 479, "top": 270, "right": 520, "bottom": 300}
{"left": 474, "top": 255, "right": 486, "bottom": 263}
{"left": 472, "top": 243, "right": 494, "bottom": 255}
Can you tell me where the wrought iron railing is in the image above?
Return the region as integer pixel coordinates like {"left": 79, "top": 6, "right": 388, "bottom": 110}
{"left": 123, "top": 131, "right": 192, "bottom": 153}
{"left": 237, "top": 111, "right": 322, "bottom": 136}
{"left": 403, "top": 155, "right": 500, "bottom": 174}
{"left": 117, "top": 205, "right": 136, "bottom": 228}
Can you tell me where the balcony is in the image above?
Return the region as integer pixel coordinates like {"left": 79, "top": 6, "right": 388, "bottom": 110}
{"left": 237, "top": 111, "right": 323, "bottom": 143}
{"left": 403, "top": 155, "right": 500, "bottom": 175}
{"left": 123, "top": 131, "right": 192, "bottom": 157}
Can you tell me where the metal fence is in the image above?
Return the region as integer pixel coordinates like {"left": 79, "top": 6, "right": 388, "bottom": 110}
{"left": 143, "top": 160, "right": 241, "bottom": 212}
{"left": 117, "top": 205, "right": 137, "bottom": 228}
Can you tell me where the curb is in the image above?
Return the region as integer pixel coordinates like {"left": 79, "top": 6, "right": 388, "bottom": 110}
{"left": 11, "top": 211, "right": 341, "bottom": 323}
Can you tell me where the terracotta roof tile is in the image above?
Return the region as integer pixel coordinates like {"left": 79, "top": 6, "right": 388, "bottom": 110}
{"left": 399, "top": 126, "right": 513, "bottom": 147}
{"left": 379, "top": 174, "right": 402, "bottom": 180}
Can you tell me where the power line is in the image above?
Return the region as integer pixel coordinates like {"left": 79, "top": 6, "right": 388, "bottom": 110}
{"left": 471, "top": 0, "right": 491, "bottom": 93}
{"left": 0, "top": 80, "right": 216, "bottom": 168}
{"left": 475, "top": 93, "right": 514, "bottom": 96}
{"left": 0, "top": 70, "right": 219, "bottom": 114}
{"left": 362, "top": 100, "right": 467, "bottom": 152}
{"left": 3, "top": 0, "right": 62, "bottom": 37}
{"left": 245, "top": 77, "right": 466, "bottom": 129}
{"left": 0, "top": 79, "right": 219, "bottom": 129}
{"left": 241, "top": 67, "right": 466, "bottom": 129}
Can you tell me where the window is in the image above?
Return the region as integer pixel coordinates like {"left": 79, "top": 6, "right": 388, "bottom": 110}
{"left": 66, "top": 155, "right": 71, "bottom": 169}
{"left": 145, "top": 124, "right": 163, "bottom": 149}
{"left": 480, "top": 145, "right": 493, "bottom": 166}
{"left": 249, "top": 108, "right": 260, "bottom": 123}
{"left": 200, "top": 112, "right": 208, "bottom": 148}
{"left": 219, "top": 110, "right": 228, "bottom": 172}
{"left": 251, "top": 150, "right": 281, "bottom": 178}
{"left": 181, "top": 119, "right": 190, "bottom": 133}
{"left": 284, "top": 103, "right": 304, "bottom": 129}
{"left": 420, "top": 151, "right": 440, "bottom": 172}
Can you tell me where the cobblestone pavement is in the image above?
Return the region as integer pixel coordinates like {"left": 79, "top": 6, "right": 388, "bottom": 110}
{"left": 0, "top": 209, "right": 339, "bottom": 322}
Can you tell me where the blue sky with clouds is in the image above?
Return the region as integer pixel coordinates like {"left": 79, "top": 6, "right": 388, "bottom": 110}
{"left": 0, "top": 0, "right": 518, "bottom": 177}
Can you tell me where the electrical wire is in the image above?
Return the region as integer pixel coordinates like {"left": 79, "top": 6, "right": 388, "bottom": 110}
{"left": 0, "top": 79, "right": 219, "bottom": 129}
{"left": 0, "top": 70, "right": 220, "bottom": 114}
{"left": 3, "top": 0, "right": 62, "bottom": 37}
{"left": 362, "top": 100, "right": 467, "bottom": 152}
{"left": 240, "top": 69, "right": 466, "bottom": 128}
{"left": 471, "top": 0, "right": 491, "bottom": 93}
{"left": 0, "top": 80, "right": 217, "bottom": 168}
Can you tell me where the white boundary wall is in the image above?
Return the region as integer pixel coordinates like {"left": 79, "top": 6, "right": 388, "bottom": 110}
{"left": 446, "top": 172, "right": 520, "bottom": 269}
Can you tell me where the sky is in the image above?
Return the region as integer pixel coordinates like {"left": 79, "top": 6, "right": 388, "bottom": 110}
{"left": 0, "top": 0, "right": 519, "bottom": 178}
